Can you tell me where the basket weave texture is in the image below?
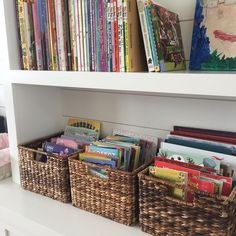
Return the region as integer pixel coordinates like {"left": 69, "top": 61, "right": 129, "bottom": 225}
{"left": 18, "top": 134, "right": 77, "bottom": 203}
{"left": 69, "top": 156, "right": 149, "bottom": 225}
{"left": 139, "top": 168, "right": 236, "bottom": 236}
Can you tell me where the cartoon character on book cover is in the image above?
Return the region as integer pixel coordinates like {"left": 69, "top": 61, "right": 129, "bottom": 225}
{"left": 150, "top": 3, "right": 186, "bottom": 71}
{"left": 190, "top": 0, "right": 236, "bottom": 70}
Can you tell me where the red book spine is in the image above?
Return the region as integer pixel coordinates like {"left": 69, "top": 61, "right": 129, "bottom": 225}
{"left": 171, "top": 130, "right": 236, "bottom": 145}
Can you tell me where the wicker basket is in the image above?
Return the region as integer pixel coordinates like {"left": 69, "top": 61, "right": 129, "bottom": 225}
{"left": 69, "top": 156, "right": 150, "bottom": 225}
{"left": 139, "top": 168, "right": 236, "bottom": 236}
{"left": 18, "top": 134, "right": 78, "bottom": 203}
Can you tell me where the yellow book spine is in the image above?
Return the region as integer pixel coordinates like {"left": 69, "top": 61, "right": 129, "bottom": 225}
{"left": 18, "top": 0, "right": 30, "bottom": 70}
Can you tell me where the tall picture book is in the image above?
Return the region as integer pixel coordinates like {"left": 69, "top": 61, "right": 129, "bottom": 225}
{"left": 137, "top": 0, "right": 186, "bottom": 72}
{"left": 190, "top": 0, "right": 236, "bottom": 71}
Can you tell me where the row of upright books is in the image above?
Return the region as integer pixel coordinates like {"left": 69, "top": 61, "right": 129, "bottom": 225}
{"left": 16, "top": 0, "right": 146, "bottom": 72}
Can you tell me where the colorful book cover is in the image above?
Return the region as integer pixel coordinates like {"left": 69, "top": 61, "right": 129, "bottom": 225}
{"left": 67, "top": 118, "right": 101, "bottom": 135}
{"left": 190, "top": 0, "right": 236, "bottom": 71}
{"left": 54, "top": 137, "right": 78, "bottom": 149}
{"left": 160, "top": 142, "right": 236, "bottom": 180}
{"left": 44, "top": 141, "right": 76, "bottom": 157}
{"left": 149, "top": 166, "right": 187, "bottom": 200}
{"left": 149, "top": 2, "right": 186, "bottom": 71}
{"left": 158, "top": 148, "right": 221, "bottom": 172}
{"left": 64, "top": 126, "right": 99, "bottom": 142}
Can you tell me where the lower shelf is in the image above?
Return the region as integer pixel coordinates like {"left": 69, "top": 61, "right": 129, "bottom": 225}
{"left": 0, "top": 178, "right": 148, "bottom": 236}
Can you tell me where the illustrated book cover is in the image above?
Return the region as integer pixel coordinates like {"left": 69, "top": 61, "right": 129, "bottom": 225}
{"left": 137, "top": 0, "right": 186, "bottom": 72}
{"left": 190, "top": 0, "right": 236, "bottom": 70}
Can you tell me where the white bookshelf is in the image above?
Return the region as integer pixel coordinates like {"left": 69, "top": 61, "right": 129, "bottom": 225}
{"left": 1, "top": 0, "right": 236, "bottom": 235}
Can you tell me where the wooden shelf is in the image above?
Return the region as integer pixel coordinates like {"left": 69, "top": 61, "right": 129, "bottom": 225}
{"left": 7, "top": 70, "right": 236, "bottom": 100}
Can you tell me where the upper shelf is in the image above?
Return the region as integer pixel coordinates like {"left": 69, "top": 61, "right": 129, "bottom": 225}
{"left": 6, "top": 70, "right": 236, "bottom": 100}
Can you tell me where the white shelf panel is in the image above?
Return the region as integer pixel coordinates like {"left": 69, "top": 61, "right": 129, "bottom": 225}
{"left": 0, "top": 178, "right": 148, "bottom": 236}
{"left": 8, "top": 70, "right": 236, "bottom": 100}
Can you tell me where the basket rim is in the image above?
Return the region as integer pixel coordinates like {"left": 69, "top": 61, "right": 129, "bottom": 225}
{"left": 138, "top": 166, "right": 236, "bottom": 203}
{"left": 69, "top": 155, "right": 153, "bottom": 176}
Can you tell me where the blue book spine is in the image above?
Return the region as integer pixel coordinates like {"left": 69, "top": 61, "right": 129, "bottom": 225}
{"left": 87, "top": 145, "right": 119, "bottom": 156}
{"left": 83, "top": 157, "right": 116, "bottom": 168}
{"left": 166, "top": 138, "right": 236, "bottom": 156}
{"left": 145, "top": 5, "right": 158, "bottom": 69}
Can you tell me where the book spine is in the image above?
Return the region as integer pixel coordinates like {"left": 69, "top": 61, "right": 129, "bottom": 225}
{"left": 113, "top": 0, "right": 119, "bottom": 71}
{"left": 90, "top": 0, "right": 95, "bottom": 71}
{"left": 54, "top": 0, "right": 66, "bottom": 71}
{"left": 106, "top": 0, "right": 113, "bottom": 72}
{"left": 19, "top": 0, "right": 30, "bottom": 70}
{"left": 42, "top": 0, "right": 51, "bottom": 70}
{"left": 137, "top": 0, "right": 154, "bottom": 72}
{"left": 74, "top": 0, "right": 81, "bottom": 71}
{"left": 123, "top": 0, "right": 129, "bottom": 72}
{"left": 63, "top": 0, "right": 72, "bottom": 70}
{"left": 69, "top": 0, "right": 78, "bottom": 71}
{"left": 32, "top": 0, "right": 43, "bottom": 70}
{"left": 111, "top": 0, "right": 115, "bottom": 71}
{"left": 15, "top": 0, "right": 24, "bottom": 69}
{"left": 81, "top": 0, "right": 88, "bottom": 71}
{"left": 145, "top": 4, "right": 159, "bottom": 71}
{"left": 117, "top": 0, "right": 125, "bottom": 72}
{"left": 27, "top": 0, "right": 37, "bottom": 70}
{"left": 78, "top": 0, "right": 84, "bottom": 71}
{"left": 99, "top": 0, "right": 106, "bottom": 72}
{"left": 95, "top": 0, "right": 100, "bottom": 71}
{"left": 85, "top": 0, "right": 90, "bottom": 71}
{"left": 87, "top": 0, "right": 92, "bottom": 71}
{"left": 48, "top": 0, "right": 58, "bottom": 70}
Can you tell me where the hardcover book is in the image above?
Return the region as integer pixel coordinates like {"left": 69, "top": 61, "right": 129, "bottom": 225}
{"left": 137, "top": 0, "right": 186, "bottom": 72}
{"left": 190, "top": 0, "right": 236, "bottom": 71}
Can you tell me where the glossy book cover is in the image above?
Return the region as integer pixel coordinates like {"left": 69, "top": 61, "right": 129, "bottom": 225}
{"left": 190, "top": 0, "right": 236, "bottom": 70}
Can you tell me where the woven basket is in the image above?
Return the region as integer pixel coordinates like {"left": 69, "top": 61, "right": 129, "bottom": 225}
{"left": 18, "top": 134, "right": 78, "bottom": 203}
{"left": 139, "top": 168, "right": 236, "bottom": 236}
{"left": 69, "top": 156, "right": 150, "bottom": 225}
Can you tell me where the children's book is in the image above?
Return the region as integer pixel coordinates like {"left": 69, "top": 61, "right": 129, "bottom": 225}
{"left": 158, "top": 148, "right": 221, "bottom": 173}
{"left": 165, "top": 134, "right": 236, "bottom": 156}
{"left": 137, "top": 0, "right": 186, "bottom": 72}
{"left": 190, "top": 0, "right": 236, "bottom": 71}
{"left": 43, "top": 142, "right": 76, "bottom": 157}
{"left": 67, "top": 118, "right": 101, "bottom": 135}
{"left": 149, "top": 166, "right": 187, "bottom": 200}
{"left": 173, "top": 126, "right": 236, "bottom": 139}
{"left": 161, "top": 142, "right": 236, "bottom": 179}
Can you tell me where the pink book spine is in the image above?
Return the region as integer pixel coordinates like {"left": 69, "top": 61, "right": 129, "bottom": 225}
{"left": 98, "top": 0, "right": 106, "bottom": 71}
{"left": 32, "top": 1, "right": 43, "bottom": 70}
